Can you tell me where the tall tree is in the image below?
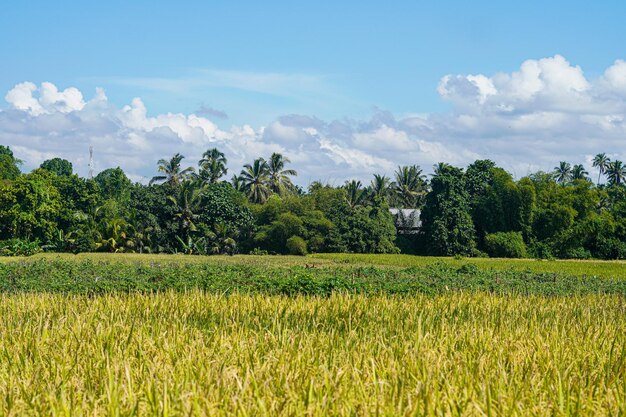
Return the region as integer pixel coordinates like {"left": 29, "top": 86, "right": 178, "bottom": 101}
{"left": 0, "top": 145, "right": 21, "bottom": 180}
{"left": 150, "top": 154, "right": 195, "bottom": 186}
{"left": 571, "top": 164, "right": 590, "bottom": 181}
{"left": 465, "top": 159, "right": 496, "bottom": 199}
{"left": 240, "top": 158, "right": 271, "bottom": 204}
{"left": 553, "top": 162, "right": 572, "bottom": 185}
{"left": 391, "top": 165, "right": 427, "bottom": 208}
{"left": 606, "top": 160, "right": 626, "bottom": 186}
{"left": 420, "top": 165, "right": 476, "bottom": 256}
{"left": 370, "top": 174, "right": 390, "bottom": 201}
{"left": 168, "top": 180, "right": 203, "bottom": 241}
{"left": 94, "top": 167, "right": 132, "bottom": 202}
{"left": 592, "top": 153, "right": 611, "bottom": 185}
{"left": 433, "top": 162, "right": 453, "bottom": 176}
{"left": 231, "top": 174, "right": 245, "bottom": 193}
{"left": 343, "top": 180, "right": 366, "bottom": 209}
{"left": 267, "top": 153, "right": 297, "bottom": 195}
{"left": 40, "top": 158, "right": 73, "bottom": 176}
{"left": 198, "top": 148, "right": 227, "bottom": 184}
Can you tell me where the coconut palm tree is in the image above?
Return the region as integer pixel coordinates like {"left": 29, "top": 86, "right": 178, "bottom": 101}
{"left": 267, "top": 153, "right": 297, "bottom": 195}
{"left": 571, "top": 164, "right": 590, "bottom": 181}
{"left": 433, "top": 162, "right": 453, "bottom": 176}
{"left": 592, "top": 153, "right": 611, "bottom": 185}
{"left": 96, "top": 217, "right": 135, "bottom": 253}
{"left": 198, "top": 148, "right": 228, "bottom": 184}
{"left": 240, "top": 158, "right": 272, "bottom": 203}
{"left": 553, "top": 161, "right": 572, "bottom": 185}
{"left": 231, "top": 174, "right": 245, "bottom": 193}
{"left": 343, "top": 180, "right": 366, "bottom": 209}
{"left": 606, "top": 160, "right": 626, "bottom": 186}
{"left": 168, "top": 181, "right": 203, "bottom": 240}
{"left": 370, "top": 174, "right": 390, "bottom": 201}
{"left": 391, "top": 165, "right": 427, "bottom": 208}
{"left": 150, "top": 153, "right": 195, "bottom": 186}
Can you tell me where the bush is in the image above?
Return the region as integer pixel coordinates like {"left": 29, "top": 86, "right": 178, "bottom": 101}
{"left": 562, "top": 247, "right": 592, "bottom": 260}
{"left": 595, "top": 238, "right": 626, "bottom": 260}
{"left": 286, "top": 236, "right": 307, "bottom": 256}
{"left": 249, "top": 247, "right": 268, "bottom": 255}
{"left": 484, "top": 232, "right": 527, "bottom": 258}
{"left": 0, "top": 238, "right": 41, "bottom": 256}
{"left": 528, "top": 241, "right": 554, "bottom": 260}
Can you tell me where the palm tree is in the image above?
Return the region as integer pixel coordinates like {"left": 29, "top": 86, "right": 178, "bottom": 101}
{"left": 240, "top": 158, "right": 272, "bottom": 203}
{"left": 343, "top": 180, "right": 365, "bottom": 209}
{"left": 592, "top": 153, "right": 611, "bottom": 185}
{"left": 198, "top": 148, "right": 228, "bottom": 184}
{"left": 553, "top": 161, "right": 572, "bottom": 185}
{"left": 391, "top": 165, "right": 427, "bottom": 208}
{"left": 606, "top": 160, "right": 626, "bottom": 186}
{"left": 96, "top": 217, "right": 135, "bottom": 253}
{"left": 267, "top": 153, "right": 297, "bottom": 195}
{"left": 150, "top": 153, "right": 195, "bottom": 186}
{"left": 168, "top": 181, "right": 203, "bottom": 239}
{"left": 433, "top": 162, "right": 453, "bottom": 176}
{"left": 231, "top": 174, "right": 245, "bottom": 193}
{"left": 370, "top": 174, "right": 390, "bottom": 201}
{"left": 571, "top": 164, "right": 590, "bottom": 181}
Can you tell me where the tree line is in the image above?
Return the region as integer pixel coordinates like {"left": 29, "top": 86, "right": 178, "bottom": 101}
{"left": 1, "top": 144, "right": 625, "bottom": 259}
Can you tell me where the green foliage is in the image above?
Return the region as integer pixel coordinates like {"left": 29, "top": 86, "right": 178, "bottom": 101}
{"left": 472, "top": 168, "right": 533, "bottom": 243}
{"left": 0, "top": 257, "right": 624, "bottom": 296}
{"left": 0, "top": 238, "right": 41, "bottom": 256}
{"left": 310, "top": 186, "right": 398, "bottom": 254}
{"left": 3, "top": 145, "right": 626, "bottom": 260}
{"left": 250, "top": 194, "right": 332, "bottom": 254}
{"left": 0, "top": 171, "right": 62, "bottom": 242}
{"left": 484, "top": 232, "right": 527, "bottom": 258}
{"left": 286, "top": 235, "right": 307, "bottom": 255}
{"left": 40, "top": 158, "right": 73, "bottom": 176}
{"left": 0, "top": 145, "right": 22, "bottom": 180}
{"left": 95, "top": 167, "right": 132, "bottom": 202}
{"left": 421, "top": 165, "right": 476, "bottom": 256}
{"left": 199, "top": 182, "right": 254, "bottom": 236}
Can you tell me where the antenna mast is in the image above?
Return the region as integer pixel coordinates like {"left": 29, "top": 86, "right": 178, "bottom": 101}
{"left": 88, "top": 146, "right": 94, "bottom": 179}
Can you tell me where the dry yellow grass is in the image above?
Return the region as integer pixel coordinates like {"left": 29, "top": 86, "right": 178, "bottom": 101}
{"left": 0, "top": 291, "right": 624, "bottom": 416}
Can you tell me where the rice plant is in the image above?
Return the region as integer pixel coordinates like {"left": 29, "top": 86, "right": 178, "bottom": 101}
{"left": 0, "top": 291, "right": 624, "bottom": 415}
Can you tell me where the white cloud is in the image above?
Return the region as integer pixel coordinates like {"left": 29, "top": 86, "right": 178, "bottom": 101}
{"left": 2, "top": 56, "right": 626, "bottom": 185}
{"left": 5, "top": 81, "right": 85, "bottom": 115}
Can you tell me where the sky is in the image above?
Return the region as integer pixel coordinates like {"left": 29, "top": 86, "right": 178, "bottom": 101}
{"left": 1, "top": 1, "right": 626, "bottom": 184}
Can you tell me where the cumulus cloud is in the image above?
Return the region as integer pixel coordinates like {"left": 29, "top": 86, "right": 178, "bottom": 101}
{"left": 2, "top": 55, "right": 626, "bottom": 184}
{"left": 5, "top": 81, "right": 85, "bottom": 115}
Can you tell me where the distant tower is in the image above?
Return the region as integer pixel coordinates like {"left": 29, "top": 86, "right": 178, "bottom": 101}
{"left": 88, "top": 146, "right": 94, "bottom": 179}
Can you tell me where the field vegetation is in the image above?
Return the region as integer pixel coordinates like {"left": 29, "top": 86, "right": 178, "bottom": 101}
{"left": 1, "top": 254, "right": 625, "bottom": 296}
{"left": 1, "top": 291, "right": 624, "bottom": 416}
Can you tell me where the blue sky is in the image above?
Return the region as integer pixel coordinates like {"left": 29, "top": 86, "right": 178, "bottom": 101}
{"left": 2, "top": 1, "right": 626, "bottom": 183}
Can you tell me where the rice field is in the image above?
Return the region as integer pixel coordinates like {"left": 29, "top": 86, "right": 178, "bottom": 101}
{"left": 3, "top": 252, "right": 626, "bottom": 280}
{"left": 0, "top": 291, "right": 624, "bottom": 416}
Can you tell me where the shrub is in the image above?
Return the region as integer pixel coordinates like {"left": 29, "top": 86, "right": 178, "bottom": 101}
{"left": 562, "top": 247, "right": 592, "bottom": 260}
{"left": 595, "top": 238, "right": 626, "bottom": 260}
{"left": 286, "top": 236, "right": 307, "bottom": 256}
{"left": 0, "top": 238, "right": 41, "bottom": 256}
{"left": 249, "top": 247, "right": 268, "bottom": 255}
{"left": 528, "top": 241, "right": 554, "bottom": 260}
{"left": 484, "top": 232, "right": 527, "bottom": 258}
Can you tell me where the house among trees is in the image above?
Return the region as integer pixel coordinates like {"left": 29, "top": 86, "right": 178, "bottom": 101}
{"left": 390, "top": 208, "right": 421, "bottom": 234}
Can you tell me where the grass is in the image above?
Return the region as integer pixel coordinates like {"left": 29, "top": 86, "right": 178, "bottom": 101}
{"left": 0, "top": 291, "right": 624, "bottom": 416}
